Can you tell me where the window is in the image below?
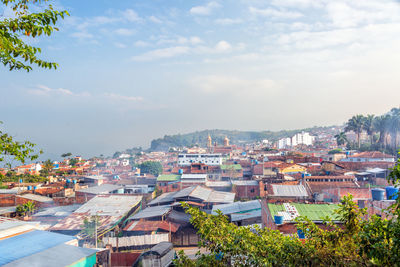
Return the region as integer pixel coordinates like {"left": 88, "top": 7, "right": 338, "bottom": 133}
{"left": 250, "top": 188, "right": 255, "bottom": 193}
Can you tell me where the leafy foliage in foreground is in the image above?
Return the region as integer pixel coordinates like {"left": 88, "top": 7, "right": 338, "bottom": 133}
{"left": 175, "top": 156, "right": 400, "bottom": 266}
{"left": 0, "top": 0, "right": 68, "bottom": 71}
{"left": 0, "top": 122, "right": 42, "bottom": 168}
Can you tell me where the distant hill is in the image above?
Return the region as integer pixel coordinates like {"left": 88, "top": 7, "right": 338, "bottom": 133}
{"left": 149, "top": 126, "right": 339, "bottom": 151}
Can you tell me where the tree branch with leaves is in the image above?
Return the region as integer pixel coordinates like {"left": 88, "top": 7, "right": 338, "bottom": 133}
{"left": 0, "top": 0, "right": 69, "bottom": 71}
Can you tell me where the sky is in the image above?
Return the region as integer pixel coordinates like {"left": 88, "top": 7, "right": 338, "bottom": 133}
{"left": 1, "top": 0, "right": 400, "bottom": 159}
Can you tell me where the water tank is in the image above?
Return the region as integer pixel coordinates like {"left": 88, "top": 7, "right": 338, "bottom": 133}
{"left": 274, "top": 215, "right": 284, "bottom": 225}
{"left": 179, "top": 169, "right": 183, "bottom": 174}
{"left": 385, "top": 186, "right": 399, "bottom": 200}
{"left": 297, "top": 229, "right": 305, "bottom": 239}
{"left": 255, "top": 160, "right": 259, "bottom": 165}
{"left": 66, "top": 179, "right": 71, "bottom": 183}
{"left": 117, "top": 188, "right": 124, "bottom": 194}
{"left": 73, "top": 180, "right": 77, "bottom": 184}
{"left": 27, "top": 186, "right": 32, "bottom": 190}
{"left": 33, "top": 186, "right": 37, "bottom": 190}
{"left": 371, "top": 188, "right": 385, "bottom": 201}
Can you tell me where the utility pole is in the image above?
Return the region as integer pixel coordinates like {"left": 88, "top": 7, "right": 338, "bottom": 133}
{"left": 94, "top": 216, "right": 97, "bottom": 248}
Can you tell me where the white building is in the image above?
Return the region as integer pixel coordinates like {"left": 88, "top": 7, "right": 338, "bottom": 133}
{"left": 178, "top": 153, "right": 222, "bottom": 166}
{"left": 291, "top": 131, "right": 315, "bottom": 147}
{"left": 277, "top": 132, "right": 315, "bottom": 149}
{"left": 277, "top": 138, "right": 292, "bottom": 149}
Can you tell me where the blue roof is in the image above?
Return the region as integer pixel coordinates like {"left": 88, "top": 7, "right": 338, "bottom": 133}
{"left": 0, "top": 230, "right": 75, "bottom": 265}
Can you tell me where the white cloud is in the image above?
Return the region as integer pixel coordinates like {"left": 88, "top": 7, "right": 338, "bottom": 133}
{"left": 132, "top": 46, "right": 190, "bottom": 61}
{"left": 28, "top": 85, "right": 90, "bottom": 97}
{"left": 157, "top": 36, "right": 203, "bottom": 46}
{"left": 249, "top": 6, "right": 304, "bottom": 19}
{"left": 70, "top": 31, "right": 94, "bottom": 39}
{"left": 271, "top": 0, "right": 324, "bottom": 9}
{"left": 148, "top": 15, "right": 162, "bottom": 23}
{"left": 123, "top": 9, "right": 141, "bottom": 22}
{"left": 189, "top": 75, "right": 278, "bottom": 97}
{"left": 190, "top": 1, "right": 221, "bottom": 16}
{"left": 115, "top": 28, "right": 135, "bottom": 36}
{"left": 326, "top": 1, "right": 400, "bottom": 28}
{"left": 215, "top": 18, "right": 243, "bottom": 25}
{"left": 215, "top": 40, "right": 232, "bottom": 52}
{"left": 114, "top": 42, "right": 127, "bottom": 48}
{"left": 134, "top": 40, "right": 151, "bottom": 47}
{"left": 104, "top": 93, "right": 143, "bottom": 102}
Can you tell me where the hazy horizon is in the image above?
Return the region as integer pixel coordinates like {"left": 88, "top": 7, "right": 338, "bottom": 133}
{"left": 2, "top": 0, "right": 400, "bottom": 160}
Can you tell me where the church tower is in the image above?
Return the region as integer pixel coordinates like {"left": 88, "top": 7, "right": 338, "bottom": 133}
{"left": 207, "top": 134, "right": 212, "bottom": 148}
{"left": 223, "top": 136, "right": 230, "bottom": 146}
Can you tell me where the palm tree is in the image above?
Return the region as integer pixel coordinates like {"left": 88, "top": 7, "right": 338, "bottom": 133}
{"left": 41, "top": 159, "right": 54, "bottom": 176}
{"left": 345, "top": 115, "right": 365, "bottom": 149}
{"left": 363, "top": 114, "right": 375, "bottom": 145}
{"left": 335, "top": 132, "right": 348, "bottom": 146}
{"left": 23, "top": 201, "right": 36, "bottom": 216}
{"left": 389, "top": 108, "right": 400, "bottom": 151}
{"left": 373, "top": 115, "right": 390, "bottom": 149}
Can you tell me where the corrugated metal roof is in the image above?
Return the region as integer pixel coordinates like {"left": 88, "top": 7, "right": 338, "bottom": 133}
{"left": 207, "top": 190, "right": 235, "bottom": 204}
{"left": 3, "top": 243, "right": 97, "bottom": 267}
{"left": 271, "top": 184, "right": 309, "bottom": 197}
{"left": 124, "top": 220, "right": 180, "bottom": 232}
{"left": 181, "top": 174, "right": 207, "bottom": 179}
{"left": 33, "top": 204, "right": 81, "bottom": 217}
{"left": 148, "top": 192, "right": 176, "bottom": 206}
{"left": 149, "top": 186, "right": 235, "bottom": 206}
{"left": 190, "top": 186, "right": 212, "bottom": 201}
{"left": 231, "top": 209, "right": 261, "bottom": 222}
{"left": 205, "top": 181, "right": 232, "bottom": 187}
{"left": 0, "top": 230, "right": 75, "bottom": 266}
{"left": 0, "top": 189, "right": 19, "bottom": 194}
{"left": 232, "top": 180, "right": 259, "bottom": 186}
{"left": 76, "top": 184, "right": 123, "bottom": 194}
{"left": 74, "top": 195, "right": 142, "bottom": 216}
{"left": 157, "top": 174, "right": 181, "bottom": 182}
{"left": 130, "top": 205, "right": 171, "bottom": 220}
{"left": 50, "top": 195, "right": 142, "bottom": 231}
{"left": 173, "top": 186, "right": 196, "bottom": 199}
{"left": 212, "top": 200, "right": 261, "bottom": 215}
{"left": 268, "top": 203, "right": 340, "bottom": 222}
{"left": 17, "top": 194, "right": 54, "bottom": 203}
{"left": 221, "top": 164, "right": 242, "bottom": 171}
{"left": 0, "top": 206, "right": 17, "bottom": 215}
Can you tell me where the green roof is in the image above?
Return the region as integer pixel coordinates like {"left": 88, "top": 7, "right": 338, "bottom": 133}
{"left": 268, "top": 203, "right": 340, "bottom": 221}
{"left": 157, "top": 174, "right": 181, "bottom": 182}
{"left": 221, "top": 164, "right": 242, "bottom": 171}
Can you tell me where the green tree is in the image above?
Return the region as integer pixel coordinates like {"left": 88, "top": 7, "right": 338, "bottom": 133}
{"left": 345, "top": 115, "right": 366, "bottom": 149}
{"left": 40, "top": 159, "right": 53, "bottom": 176}
{"left": 0, "top": 0, "right": 68, "bottom": 71}
{"left": 139, "top": 161, "right": 163, "bottom": 176}
{"left": 61, "top": 152, "right": 72, "bottom": 158}
{"left": 69, "top": 158, "right": 78, "bottom": 166}
{"left": 373, "top": 115, "right": 390, "bottom": 149}
{"left": 16, "top": 201, "right": 36, "bottom": 216}
{"left": 174, "top": 155, "right": 400, "bottom": 266}
{"left": 389, "top": 108, "right": 400, "bottom": 153}
{"left": 363, "top": 114, "right": 375, "bottom": 145}
{"left": 0, "top": 122, "right": 42, "bottom": 168}
{"left": 334, "top": 132, "right": 348, "bottom": 146}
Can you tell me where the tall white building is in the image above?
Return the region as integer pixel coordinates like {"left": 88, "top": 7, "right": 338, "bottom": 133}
{"left": 277, "top": 132, "right": 315, "bottom": 149}
{"left": 178, "top": 154, "right": 222, "bottom": 166}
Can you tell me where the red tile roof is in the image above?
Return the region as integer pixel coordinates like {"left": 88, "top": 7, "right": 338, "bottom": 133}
{"left": 348, "top": 151, "right": 394, "bottom": 159}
